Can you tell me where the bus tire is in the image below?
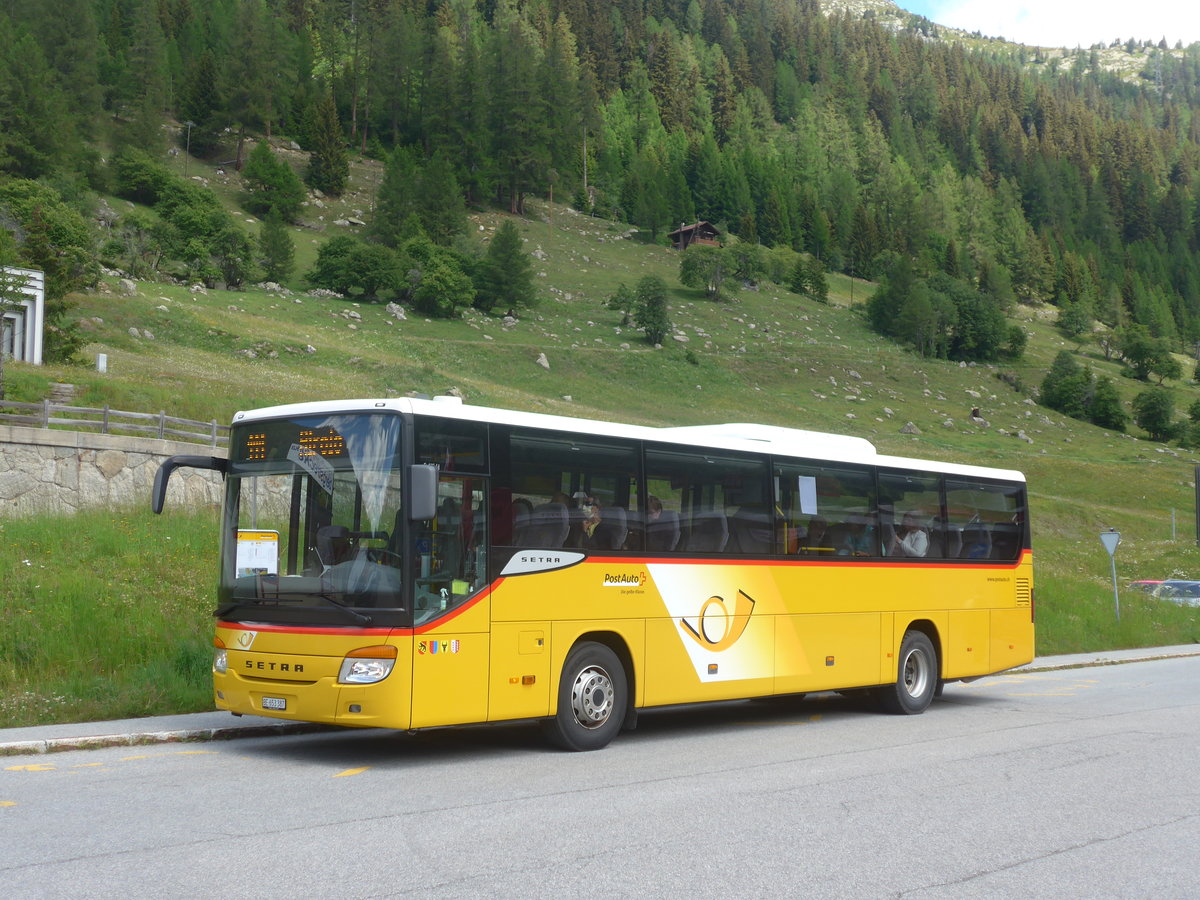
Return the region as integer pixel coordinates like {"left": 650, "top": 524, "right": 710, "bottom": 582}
{"left": 875, "top": 630, "right": 937, "bottom": 715}
{"left": 543, "top": 642, "right": 627, "bottom": 751}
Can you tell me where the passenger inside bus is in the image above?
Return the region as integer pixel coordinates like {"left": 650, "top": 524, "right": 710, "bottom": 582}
{"left": 798, "top": 515, "right": 834, "bottom": 554}
{"left": 887, "top": 511, "right": 929, "bottom": 557}
{"left": 646, "top": 496, "right": 681, "bottom": 551}
{"left": 838, "top": 516, "right": 876, "bottom": 557}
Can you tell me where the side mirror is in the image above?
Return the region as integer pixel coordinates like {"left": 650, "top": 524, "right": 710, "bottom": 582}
{"left": 152, "top": 454, "right": 228, "bottom": 513}
{"left": 407, "top": 464, "right": 439, "bottom": 521}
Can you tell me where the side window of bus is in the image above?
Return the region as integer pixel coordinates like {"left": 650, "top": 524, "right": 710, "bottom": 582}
{"left": 775, "top": 462, "right": 878, "bottom": 557}
{"left": 645, "top": 448, "right": 771, "bottom": 554}
{"left": 502, "top": 431, "right": 641, "bottom": 551}
{"left": 877, "top": 471, "right": 943, "bottom": 558}
{"left": 944, "top": 479, "right": 1026, "bottom": 561}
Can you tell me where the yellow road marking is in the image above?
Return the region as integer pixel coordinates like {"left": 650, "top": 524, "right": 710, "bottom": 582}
{"left": 5, "top": 764, "right": 55, "bottom": 772}
{"left": 334, "top": 767, "right": 369, "bottom": 778}
{"left": 1, "top": 800, "right": 16, "bottom": 807}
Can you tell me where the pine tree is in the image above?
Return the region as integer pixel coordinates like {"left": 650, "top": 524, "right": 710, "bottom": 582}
{"left": 0, "top": 28, "right": 72, "bottom": 178}
{"left": 1132, "top": 387, "right": 1176, "bottom": 442}
{"left": 179, "top": 49, "right": 223, "bottom": 158}
{"left": 305, "top": 93, "right": 349, "bottom": 197}
{"left": 635, "top": 275, "right": 671, "bottom": 345}
{"left": 1040, "top": 351, "right": 1093, "bottom": 420}
{"left": 415, "top": 155, "right": 467, "bottom": 246}
{"left": 1090, "top": 377, "right": 1127, "bottom": 432}
{"left": 241, "top": 142, "right": 306, "bottom": 222}
{"left": 258, "top": 207, "right": 295, "bottom": 284}
{"left": 370, "top": 147, "right": 420, "bottom": 249}
{"left": 474, "top": 219, "right": 536, "bottom": 315}
{"left": 120, "top": 0, "right": 169, "bottom": 154}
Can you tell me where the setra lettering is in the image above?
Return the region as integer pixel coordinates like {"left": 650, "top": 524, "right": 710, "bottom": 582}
{"left": 244, "top": 660, "right": 304, "bottom": 673}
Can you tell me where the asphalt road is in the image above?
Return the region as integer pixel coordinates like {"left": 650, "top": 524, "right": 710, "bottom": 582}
{"left": 3, "top": 655, "right": 1199, "bottom": 899}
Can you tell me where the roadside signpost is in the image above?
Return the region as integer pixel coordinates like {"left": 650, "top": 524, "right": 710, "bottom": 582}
{"left": 1100, "top": 529, "right": 1121, "bottom": 622}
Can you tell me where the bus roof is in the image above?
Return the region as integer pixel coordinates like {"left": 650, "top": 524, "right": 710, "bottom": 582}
{"left": 232, "top": 395, "right": 1025, "bottom": 484}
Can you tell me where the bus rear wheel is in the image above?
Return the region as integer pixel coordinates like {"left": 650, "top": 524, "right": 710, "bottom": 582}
{"left": 875, "top": 630, "right": 937, "bottom": 715}
{"left": 543, "top": 642, "right": 627, "bottom": 751}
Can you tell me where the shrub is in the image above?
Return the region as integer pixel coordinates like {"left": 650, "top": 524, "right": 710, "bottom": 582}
{"left": 240, "top": 142, "right": 305, "bottom": 222}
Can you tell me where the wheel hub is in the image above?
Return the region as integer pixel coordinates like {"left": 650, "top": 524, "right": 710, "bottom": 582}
{"left": 901, "top": 648, "right": 931, "bottom": 698}
{"left": 570, "top": 665, "right": 614, "bottom": 729}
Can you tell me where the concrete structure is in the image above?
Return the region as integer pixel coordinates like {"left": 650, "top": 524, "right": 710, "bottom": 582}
{"left": 1, "top": 266, "right": 44, "bottom": 365}
{"left": 0, "top": 424, "right": 225, "bottom": 517}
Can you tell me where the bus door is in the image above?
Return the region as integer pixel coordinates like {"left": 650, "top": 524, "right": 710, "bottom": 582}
{"left": 410, "top": 473, "right": 492, "bottom": 728}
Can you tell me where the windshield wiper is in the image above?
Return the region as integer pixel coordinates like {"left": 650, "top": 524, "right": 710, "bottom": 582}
{"left": 311, "top": 592, "right": 374, "bottom": 625}
{"left": 214, "top": 592, "right": 372, "bottom": 625}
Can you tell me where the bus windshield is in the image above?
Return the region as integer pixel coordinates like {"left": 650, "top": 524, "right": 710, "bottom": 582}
{"left": 218, "top": 412, "right": 406, "bottom": 622}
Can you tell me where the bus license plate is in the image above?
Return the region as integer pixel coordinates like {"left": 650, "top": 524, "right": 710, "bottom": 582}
{"left": 262, "top": 697, "right": 287, "bottom": 711}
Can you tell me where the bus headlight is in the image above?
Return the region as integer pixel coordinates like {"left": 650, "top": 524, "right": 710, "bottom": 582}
{"left": 214, "top": 648, "right": 228, "bottom": 674}
{"left": 338, "top": 645, "right": 398, "bottom": 684}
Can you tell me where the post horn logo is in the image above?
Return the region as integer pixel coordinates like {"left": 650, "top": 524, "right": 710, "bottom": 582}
{"left": 236, "top": 632, "right": 255, "bottom": 649}
{"left": 679, "top": 590, "right": 756, "bottom": 651}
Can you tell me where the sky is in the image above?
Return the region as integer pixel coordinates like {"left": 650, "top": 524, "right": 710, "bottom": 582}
{"left": 900, "top": 1, "right": 1200, "bottom": 49}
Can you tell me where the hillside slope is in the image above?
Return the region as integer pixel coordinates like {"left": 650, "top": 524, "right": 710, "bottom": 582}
{"left": 8, "top": 146, "right": 1200, "bottom": 655}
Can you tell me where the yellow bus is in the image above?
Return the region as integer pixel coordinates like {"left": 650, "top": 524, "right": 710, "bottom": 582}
{"left": 153, "top": 396, "right": 1033, "bottom": 750}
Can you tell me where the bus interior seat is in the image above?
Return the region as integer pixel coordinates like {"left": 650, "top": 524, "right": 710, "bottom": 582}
{"left": 728, "top": 507, "right": 772, "bottom": 554}
{"left": 989, "top": 522, "right": 1019, "bottom": 559}
{"left": 316, "top": 525, "right": 351, "bottom": 568}
{"left": 924, "top": 518, "right": 944, "bottom": 558}
{"left": 686, "top": 511, "right": 728, "bottom": 552}
{"left": 525, "top": 502, "right": 569, "bottom": 548}
{"left": 598, "top": 504, "right": 629, "bottom": 550}
{"left": 878, "top": 509, "right": 898, "bottom": 555}
{"left": 823, "top": 523, "right": 848, "bottom": 555}
{"left": 943, "top": 524, "right": 963, "bottom": 558}
{"left": 512, "top": 505, "right": 532, "bottom": 544}
{"left": 647, "top": 509, "right": 680, "bottom": 552}
{"left": 960, "top": 522, "right": 992, "bottom": 559}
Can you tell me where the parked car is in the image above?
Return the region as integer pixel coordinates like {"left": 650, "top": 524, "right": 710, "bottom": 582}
{"left": 1153, "top": 580, "right": 1200, "bottom": 607}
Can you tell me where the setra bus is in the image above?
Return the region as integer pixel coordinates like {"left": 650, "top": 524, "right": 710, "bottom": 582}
{"left": 152, "top": 396, "right": 1034, "bottom": 750}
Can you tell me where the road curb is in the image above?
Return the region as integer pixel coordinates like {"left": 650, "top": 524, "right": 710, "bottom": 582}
{"left": 0, "top": 722, "right": 330, "bottom": 757}
{"left": 1017, "top": 649, "right": 1200, "bottom": 674}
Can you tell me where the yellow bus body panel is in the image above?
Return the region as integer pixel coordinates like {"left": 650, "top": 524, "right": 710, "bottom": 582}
{"left": 410, "top": 593, "right": 491, "bottom": 728}
{"left": 212, "top": 552, "right": 1033, "bottom": 729}
{"left": 487, "top": 621, "right": 552, "bottom": 721}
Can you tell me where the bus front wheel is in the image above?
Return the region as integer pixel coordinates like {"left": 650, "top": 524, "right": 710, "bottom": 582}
{"left": 875, "top": 630, "right": 937, "bottom": 715}
{"left": 543, "top": 642, "right": 627, "bottom": 751}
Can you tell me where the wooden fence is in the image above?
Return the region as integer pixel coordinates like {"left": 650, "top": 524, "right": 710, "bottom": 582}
{"left": 0, "top": 400, "right": 227, "bottom": 447}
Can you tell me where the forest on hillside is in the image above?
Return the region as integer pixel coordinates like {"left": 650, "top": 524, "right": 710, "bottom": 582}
{"left": 4, "top": 0, "right": 1200, "bottom": 365}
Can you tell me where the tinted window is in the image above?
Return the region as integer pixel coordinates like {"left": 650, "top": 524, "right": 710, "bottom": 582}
{"left": 415, "top": 417, "right": 488, "bottom": 473}
{"left": 775, "top": 462, "right": 878, "bottom": 557}
{"left": 645, "top": 447, "right": 772, "bottom": 554}
{"left": 501, "top": 431, "right": 640, "bottom": 551}
{"left": 944, "top": 478, "right": 1026, "bottom": 560}
{"left": 878, "top": 471, "right": 943, "bottom": 558}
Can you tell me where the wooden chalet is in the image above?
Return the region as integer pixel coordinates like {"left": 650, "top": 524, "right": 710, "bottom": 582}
{"left": 668, "top": 221, "right": 721, "bottom": 250}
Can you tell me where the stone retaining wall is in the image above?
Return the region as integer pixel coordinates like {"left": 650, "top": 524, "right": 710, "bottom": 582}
{"left": 0, "top": 424, "right": 226, "bottom": 517}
